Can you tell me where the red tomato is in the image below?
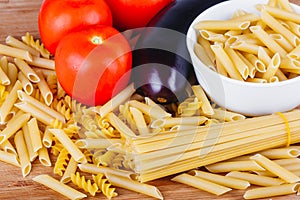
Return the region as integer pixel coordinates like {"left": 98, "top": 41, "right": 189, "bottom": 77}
{"left": 55, "top": 25, "right": 132, "bottom": 106}
{"left": 105, "top": 0, "right": 174, "bottom": 30}
{"left": 38, "top": 0, "right": 112, "bottom": 55}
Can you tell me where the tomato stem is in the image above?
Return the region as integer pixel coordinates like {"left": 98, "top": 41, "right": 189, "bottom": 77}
{"left": 91, "top": 36, "right": 103, "bottom": 45}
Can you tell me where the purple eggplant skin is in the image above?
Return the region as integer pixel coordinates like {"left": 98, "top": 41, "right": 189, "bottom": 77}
{"left": 131, "top": 0, "right": 226, "bottom": 104}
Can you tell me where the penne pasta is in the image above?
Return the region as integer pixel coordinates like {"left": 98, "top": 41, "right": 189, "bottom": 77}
{"left": 0, "top": 140, "right": 17, "bottom": 155}
{"left": 0, "top": 56, "right": 8, "bottom": 75}
{"left": 194, "top": 19, "right": 250, "bottom": 31}
{"left": 27, "top": 56, "right": 55, "bottom": 70}
{"left": 38, "top": 146, "right": 51, "bottom": 167}
{"left": 189, "top": 170, "right": 250, "bottom": 189}
{"left": 78, "top": 163, "right": 137, "bottom": 180}
{"left": 243, "top": 183, "right": 300, "bottom": 199}
{"left": 0, "top": 44, "right": 32, "bottom": 62}
{"left": 236, "top": 51, "right": 256, "bottom": 78}
{"left": 107, "top": 112, "right": 136, "bottom": 138}
{"left": 36, "top": 70, "right": 53, "bottom": 106}
{"left": 261, "top": 10, "right": 300, "bottom": 47}
{"left": 106, "top": 173, "right": 163, "bottom": 199}
{"left": 95, "top": 83, "right": 135, "bottom": 117}
{"left": 250, "top": 25, "right": 287, "bottom": 57}
{"left": 0, "top": 150, "right": 20, "bottom": 167}
{"left": 49, "top": 129, "right": 87, "bottom": 164}
{"left": 6, "top": 63, "right": 18, "bottom": 92}
{"left": 265, "top": 5, "right": 299, "bottom": 23}
{"left": 226, "top": 171, "right": 285, "bottom": 187}
{"left": 61, "top": 157, "right": 78, "bottom": 183}
{"left": 215, "top": 57, "right": 228, "bottom": 76}
{"left": 287, "top": 44, "right": 300, "bottom": 60}
{"left": 199, "top": 30, "right": 227, "bottom": 43}
{"left": 258, "top": 147, "right": 300, "bottom": 159}
{"left": 42, "top": 126, "right": 53, "bottom": 148}
{"left": 277, "top": 0, "right": 294, "bottom": 11}
{"left": 194, "top": 43, "right": 215, "bottom": 69}
{"left": 224, "top": 47, "right": 249, "bottom": 79}
{"left": 0, "top": 113, "right": 30, "bottom": 145}
{"left": 5, "top": 35, "right": 40, "bottom": 57}
{"left": 18, "top": 71, "right": 34, "bottom": 95}
{"left": 285, "top": 21, "right": 300, "bottom": 36}
{"left": 129, "top": 100, "right": 171, "bottom": 120}
{"left": 279, "top": 58, "right": 300, "bottom": 70}
{"left": 14, "top": 130, "right": 31, "bottom": 177}
{"left": 206, "top": 108, "right": 246, "bottom": 122}
{"left": 205, "top": 160, "right": 265, "bottom": 173}
{"left": 0, "top": 80, "right": 22, "bottom": 123}
{"left": 75, "top": 138, "right": 122, "bottom": 149}
{"left": 32, "top": 174, "right": 87, "bottom": 199}
{"left": 191, "top": 85, "right": 214, "bottom": 115}
{"left": 17, "top": 90, "right": 65, "bottom": 123}
{"left": 262, "top": 53, "right": 281, "bottom": 81}
{"left": 27, "top": 118, "right": 43, "bottom": 153}
{"left": 151, "top": 116, "right": 208, "bottom": 129}
{"left": 243, "top": 52, "right": 266, "bottom": 73}
{"left": 269, "top": 33, "right": 294, "bottom": 52}
{"left": 172, "top": 173, "right": 232, "bottom": 196}
{"left": 246, "top": 78, "right": 267, "bottom": 83}
{"left": 197, "top": 35, "right": 215, "bottom": 64}
{"left": 230, "top": 40, "right": 260, "bottom": 55}
{"left": 14, "top": 58, "right": 40, "bottom": 83}
{"left": 250, "top": 154, "right": 300, "bottom": 183}
{"left": 0, "top": 67, "right": 10, "bottom": 85}
{"left": 22, "top": 124, "right": 38, "bottom": 162}
{"left": 130, "top": 107, "right": 149, "bottom": 135}
{"left": 14, "top": 101, "right": 55, "bottom": 126}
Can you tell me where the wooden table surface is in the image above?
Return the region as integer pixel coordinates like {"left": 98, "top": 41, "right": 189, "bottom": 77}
{"left": 1, "top": 0, "right": 300, "bottom": 199}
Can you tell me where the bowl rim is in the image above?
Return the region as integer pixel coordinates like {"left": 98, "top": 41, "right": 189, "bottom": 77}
{"left": 186, "top": 0, "right": 300, "bottom": 89}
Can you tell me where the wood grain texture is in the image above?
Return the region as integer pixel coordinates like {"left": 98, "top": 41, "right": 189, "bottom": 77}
{"left": 1, "top": 0, "right": 300, "bottom": 199}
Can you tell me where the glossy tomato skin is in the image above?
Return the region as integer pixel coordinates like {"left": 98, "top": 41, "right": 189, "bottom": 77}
{"left": 38, "top": 0, "right": 112, "bottom": 55}
{"left": 55, "top": 25, "right": 132, "bottom": 106}
{"left": 105, "top": 0, "right": 174, "bottom": 30}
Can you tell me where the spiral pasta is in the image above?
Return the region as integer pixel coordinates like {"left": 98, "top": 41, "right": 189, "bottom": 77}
{"left": 112, "top": 153, "right": 125, "bottom": 169}
{"left": 54, "top": 148, "right": 70, "bottom": 176}
{"left": 56, "top": 82, "right": 66, "bottom": 100}
{"left": 82, "top": 149, "right": 93, "bottom": 163}
{"left": 21, "top": 32, "right": 50, "bottom": 58}
{"left": 71, "top": 172, "right": 99, "bottom": 196}
{"left": 81, "top": 115, "right": 98, "bottom": 132}
{"left": 52, "top": 99, "right": 72, "bottom": 121}
{"left": 50, "top": 118, "right": 64, "bottom": 129}
{"left": 83, "top": 130, "right": 106, "bottom": 139}
{"left": 49, "top": 137, "right": 63, "bottom": 155}
{"left": 46, "top": 74, "right": 57, "bottom": 94}
{"left": 63, "top": 122, "right": 80, "bottom": 138}
{"left": 92, "top": 174, "right": 118, "bottom": 199}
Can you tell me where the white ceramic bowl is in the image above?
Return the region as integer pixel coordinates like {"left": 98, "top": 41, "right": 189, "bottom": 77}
{"left": 186, "top": 0, "right": 300, "bottom": 116}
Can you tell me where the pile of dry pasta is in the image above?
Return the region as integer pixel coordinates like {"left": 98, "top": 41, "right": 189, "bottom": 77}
{"left": 0, "top": 7, "right": 300, "bottom": 200}
{"left": 194, "top": 0, "right": 300, "bottom": 83}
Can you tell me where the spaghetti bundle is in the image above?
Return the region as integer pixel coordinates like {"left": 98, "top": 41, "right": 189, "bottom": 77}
{"left": 123, "top": 110, "right": 300, "bottom": 182}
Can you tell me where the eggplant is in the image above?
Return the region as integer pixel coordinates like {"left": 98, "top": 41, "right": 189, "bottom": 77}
{"left": 131, "top": 0, "right": 226, "bottom": 104}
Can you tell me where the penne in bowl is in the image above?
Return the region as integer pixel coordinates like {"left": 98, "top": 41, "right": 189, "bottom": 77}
{"left": 186, "top": 0, "right": 300, "bottom": 116}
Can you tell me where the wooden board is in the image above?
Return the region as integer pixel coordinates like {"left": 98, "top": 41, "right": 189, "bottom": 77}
{"left": 0, "top": 0, "right": 300, "bottom": 199}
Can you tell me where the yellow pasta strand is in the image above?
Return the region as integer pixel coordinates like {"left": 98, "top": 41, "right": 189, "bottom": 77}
{"left": 71, "top": 172, "right": 99, "bottom": 196}
{"left": 21, "top": 32, "right": 51, "bottom": 58}
{"left": 92, "top": 174, "right": 118, "bottom": 199}
{"left": 54, "top": 148, "right": 70, "bottom": 176}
